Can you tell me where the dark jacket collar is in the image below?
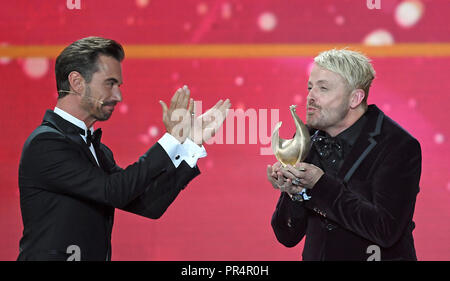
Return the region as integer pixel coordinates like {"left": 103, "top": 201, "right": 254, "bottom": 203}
{"left": 337, "top": 104, "right": 384, "bottom": 182}
{"left": 336, "top": 113, "right": 367, "bottom": 149}
{"left": 41, "top": 109, "right": 100, "bottom": 167}
{"left": 42, "top": 109, "right": 86, "bottom": 136}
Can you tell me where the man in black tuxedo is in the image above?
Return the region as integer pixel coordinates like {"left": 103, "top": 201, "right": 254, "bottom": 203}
{"left": 268, "top": 49, "right": 421, "bottom": 260}
{"left": 18, "top": 36, "right": 230, "bottom": 261}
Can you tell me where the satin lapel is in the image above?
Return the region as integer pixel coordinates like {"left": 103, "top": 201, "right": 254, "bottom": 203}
{"left": 66, "top": 134, "right": 100, "bottom": 167}
{"left": 42, "top": 110, "right": 99, "bottom": 167}
{"left": 337, "top": 106, "right": 384, "bottom": 183}
{"left": 95, "top": 145, "right": 113, "bottom": 173}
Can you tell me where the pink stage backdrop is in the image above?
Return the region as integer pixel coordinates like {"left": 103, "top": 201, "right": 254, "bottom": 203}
{"left": 0, "top": 0, "right": 449, "bottom": 260}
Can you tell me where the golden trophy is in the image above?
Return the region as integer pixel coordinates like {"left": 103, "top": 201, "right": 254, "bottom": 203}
{"left": 271, "top": 105, "right": 312, "bottom": 201}
{"left": 271, "top": 105, "right": 311, "bottom": 167}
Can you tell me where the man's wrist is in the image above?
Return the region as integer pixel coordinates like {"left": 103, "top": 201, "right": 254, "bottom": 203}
{"left": 168, "top": 131, "right": 186, "bottom": 144}
{"left": 188, "top": 134, "right": 203, "bottom": 146}
{"left": 288, "top": 189, "right": 311, "bottom": 202}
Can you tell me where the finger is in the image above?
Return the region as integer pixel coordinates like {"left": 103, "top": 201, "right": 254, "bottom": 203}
{"left": 267, "top": 164, "right": 278, "bottom": 179}
{"left": 288, "top": 185, "right": 303, "bottom": 194}
{"left": 267, "top": 165, "right": 278, "bottom": 183}
{"left": 221, "top": 99, "right": 231, "bottom": 109}
{"left": 159, "top": 100, "right": 168, "bottom": 118}
{"left": 202, "top": 100, "right": 222, "bottom": 118}
{"left": 273, "top": 162, "right": 282, "bottom": 171}
{"left": 284, "top": 165, "right": 302, "bottom": 178}
{"left": 279, "top": 167, "right": 297, "bottom": 180}
{"left": 170, "top": 88, "right": 182, "bottom": 109}
{"left": 213, "top": 99, "right": 223, "bottom": 110}
{"left": 294, "top": 162, "right": 307, "bottom": 172}
{"left": 178, "top": 88, "right": 186, "bottom": 109}
{"left": 220, "top": 99, "right": 231, "bottom": 119}
{"left": 180, "top": 85, "right": 190, "bottom": 109}
{"left": 188, "top": 98, "right": 194, "bottom": 116}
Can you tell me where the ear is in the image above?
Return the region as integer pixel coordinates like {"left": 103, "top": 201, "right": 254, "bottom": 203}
{"left": 67, "top": 71, "right": 85, "bottom": 94}
{"left": 349, "top": 89, "right": 365, "bottom": 109}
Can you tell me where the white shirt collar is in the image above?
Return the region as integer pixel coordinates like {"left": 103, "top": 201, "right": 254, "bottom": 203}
{"left": 53, "top": 107, "right": 94, "bottom": 134}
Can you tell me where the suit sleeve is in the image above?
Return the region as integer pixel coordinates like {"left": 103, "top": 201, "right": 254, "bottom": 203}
{"left": 19, "top": 132, "right": 194, "bottom": 209}
{"left": 97, "top": 141, "right": 200, "bottom": 219}
{"left": 102, "top": 148, "right": 201, "bottom": 219}
{"left": 305, "top": 138, "right": 421, "bottom": 248}
{"left": 271, "top": 192, "right": 309, "bottom": 247}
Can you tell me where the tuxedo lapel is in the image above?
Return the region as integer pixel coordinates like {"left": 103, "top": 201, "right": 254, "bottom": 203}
{"left": 337, "top": 105, "right": 384, "bottom": 183}
{"left": 42, "top": 110, "right": 99, "bottom": 167}
{"left": 67, "top": 134, "right": 100, "bottom": 167}
{"left": 94, "top": 146, "right": 113, "bottom": 172}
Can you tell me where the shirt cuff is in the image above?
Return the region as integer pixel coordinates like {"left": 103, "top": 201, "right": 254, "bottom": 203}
{"left": 157, "top": 133, "right": 207, "bottom": 168}
{"left": 157, "top": 133, "right": 184, "bottom": 168}
{"left": 182, "top": 138, "right": 207, "bottom": 168}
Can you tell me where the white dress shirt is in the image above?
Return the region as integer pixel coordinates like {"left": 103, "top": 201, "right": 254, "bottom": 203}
{"left": 53, "top": 107, "right": 207, "bottom": 168}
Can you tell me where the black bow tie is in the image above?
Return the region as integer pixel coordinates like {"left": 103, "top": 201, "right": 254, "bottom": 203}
{"left": 86, "top": 128, "right": 102, "bottom": 147}
{"left": 312, "top": 134, "right": 343, "bottom": 160}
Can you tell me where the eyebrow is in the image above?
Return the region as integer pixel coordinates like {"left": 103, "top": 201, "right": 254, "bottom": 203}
{"left": 308, "top": 80, "right": 329, "bottom": 85}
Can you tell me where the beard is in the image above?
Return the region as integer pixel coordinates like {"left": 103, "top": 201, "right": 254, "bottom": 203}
{"left": 306, "top": 98, "right": 350, "bottom": 131}
{"left": 81, "top": 86, "right": 114, "bottom": 121}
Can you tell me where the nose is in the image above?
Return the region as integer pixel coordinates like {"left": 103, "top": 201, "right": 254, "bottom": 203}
{"left": 307, "top": 88, "right": 316, "bottom": 104}
{"left": 111, "top": 86, "right": 122, "bottom": 103}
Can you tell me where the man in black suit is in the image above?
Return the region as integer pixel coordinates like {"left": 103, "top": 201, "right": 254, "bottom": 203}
{"left": 268, "top": 49, "right": 421, "bottom": 260}
{"left": 18, "top": 36, "right": 230, "bottom": 261}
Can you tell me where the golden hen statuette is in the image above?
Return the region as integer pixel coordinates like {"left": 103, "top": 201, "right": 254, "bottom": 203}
{"left": 271, "top": 105, "right": 311, "bottom": 167}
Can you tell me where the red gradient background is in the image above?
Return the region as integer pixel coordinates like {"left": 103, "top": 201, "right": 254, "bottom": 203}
{"left": 0, "top": 0, "right": 449, "bottom": 260}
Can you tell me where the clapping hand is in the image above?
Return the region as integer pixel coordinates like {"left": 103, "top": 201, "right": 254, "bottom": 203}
{"left": 159, "top": 85, "right": 194, "bottom": 143}
{"left": 190, "top": 99, "right": 231, "bottom": 145}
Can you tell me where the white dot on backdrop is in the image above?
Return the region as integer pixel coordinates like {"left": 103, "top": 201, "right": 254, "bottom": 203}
{"left": 382, "top": 103, "right": 392, "bottom": 112}
{"left": 23, "top": 58, "right": 49, "bottom": 79}
{"left": 408, "top": 98, "right": 417, "bottom": 108}
{"left": 136, "top": 0, "right": 150, "bottom": 8}
{"left": 258, "top": 12, "right": 277, "bottom": 32}
{"left": 206, "top": 160, "right": 214, "bottom": 169}
{"left": 126, "top": 16, "right": 135, "bottom": 26}
{"left": 335, "top": 15, "right": 345, "bottom": 25}
{"left": 235, "top": 76, "right": 244, "bottom": 86}
{"left": 183, "top": 22, "right": 192, "bottom": 31}
{"left": 138, "top": 134, "right": 150, "bottom": 145}
{"left": 148, "top": 126, "right": 159, "bottom": 137}
{"left": 171, "top": 72, "right": 180, "bottom": 81}
{"left": 434, "top": 133, "right": 444, "bottom": 144}
{"left": 0, "top": 57, "right": 11, "bottom": 65}
{"left": 363, "top": 29, "right": 395, "bottom": 46}
{"left": 395, "top": 0, "right": 424, "bottom": 28}
{"left": 294, "top": 94, "right": 303, "bottom": 104}
{"left": 222, "top": 2, "right": 232, "bottom": 19}
{"left": 197, "top": 3, "right": 208, "bottom": 15}
{"left": 118, "top": 104, "right": 128, "bottom": 114}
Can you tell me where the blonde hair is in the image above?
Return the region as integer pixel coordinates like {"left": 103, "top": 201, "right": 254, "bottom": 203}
{"left": 314, "top": 48, "right": 376, "bottom": 104}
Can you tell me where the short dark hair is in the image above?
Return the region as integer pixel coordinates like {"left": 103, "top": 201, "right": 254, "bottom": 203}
{"left": 55, "top": 36, "right": 125, "bottom": 98}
